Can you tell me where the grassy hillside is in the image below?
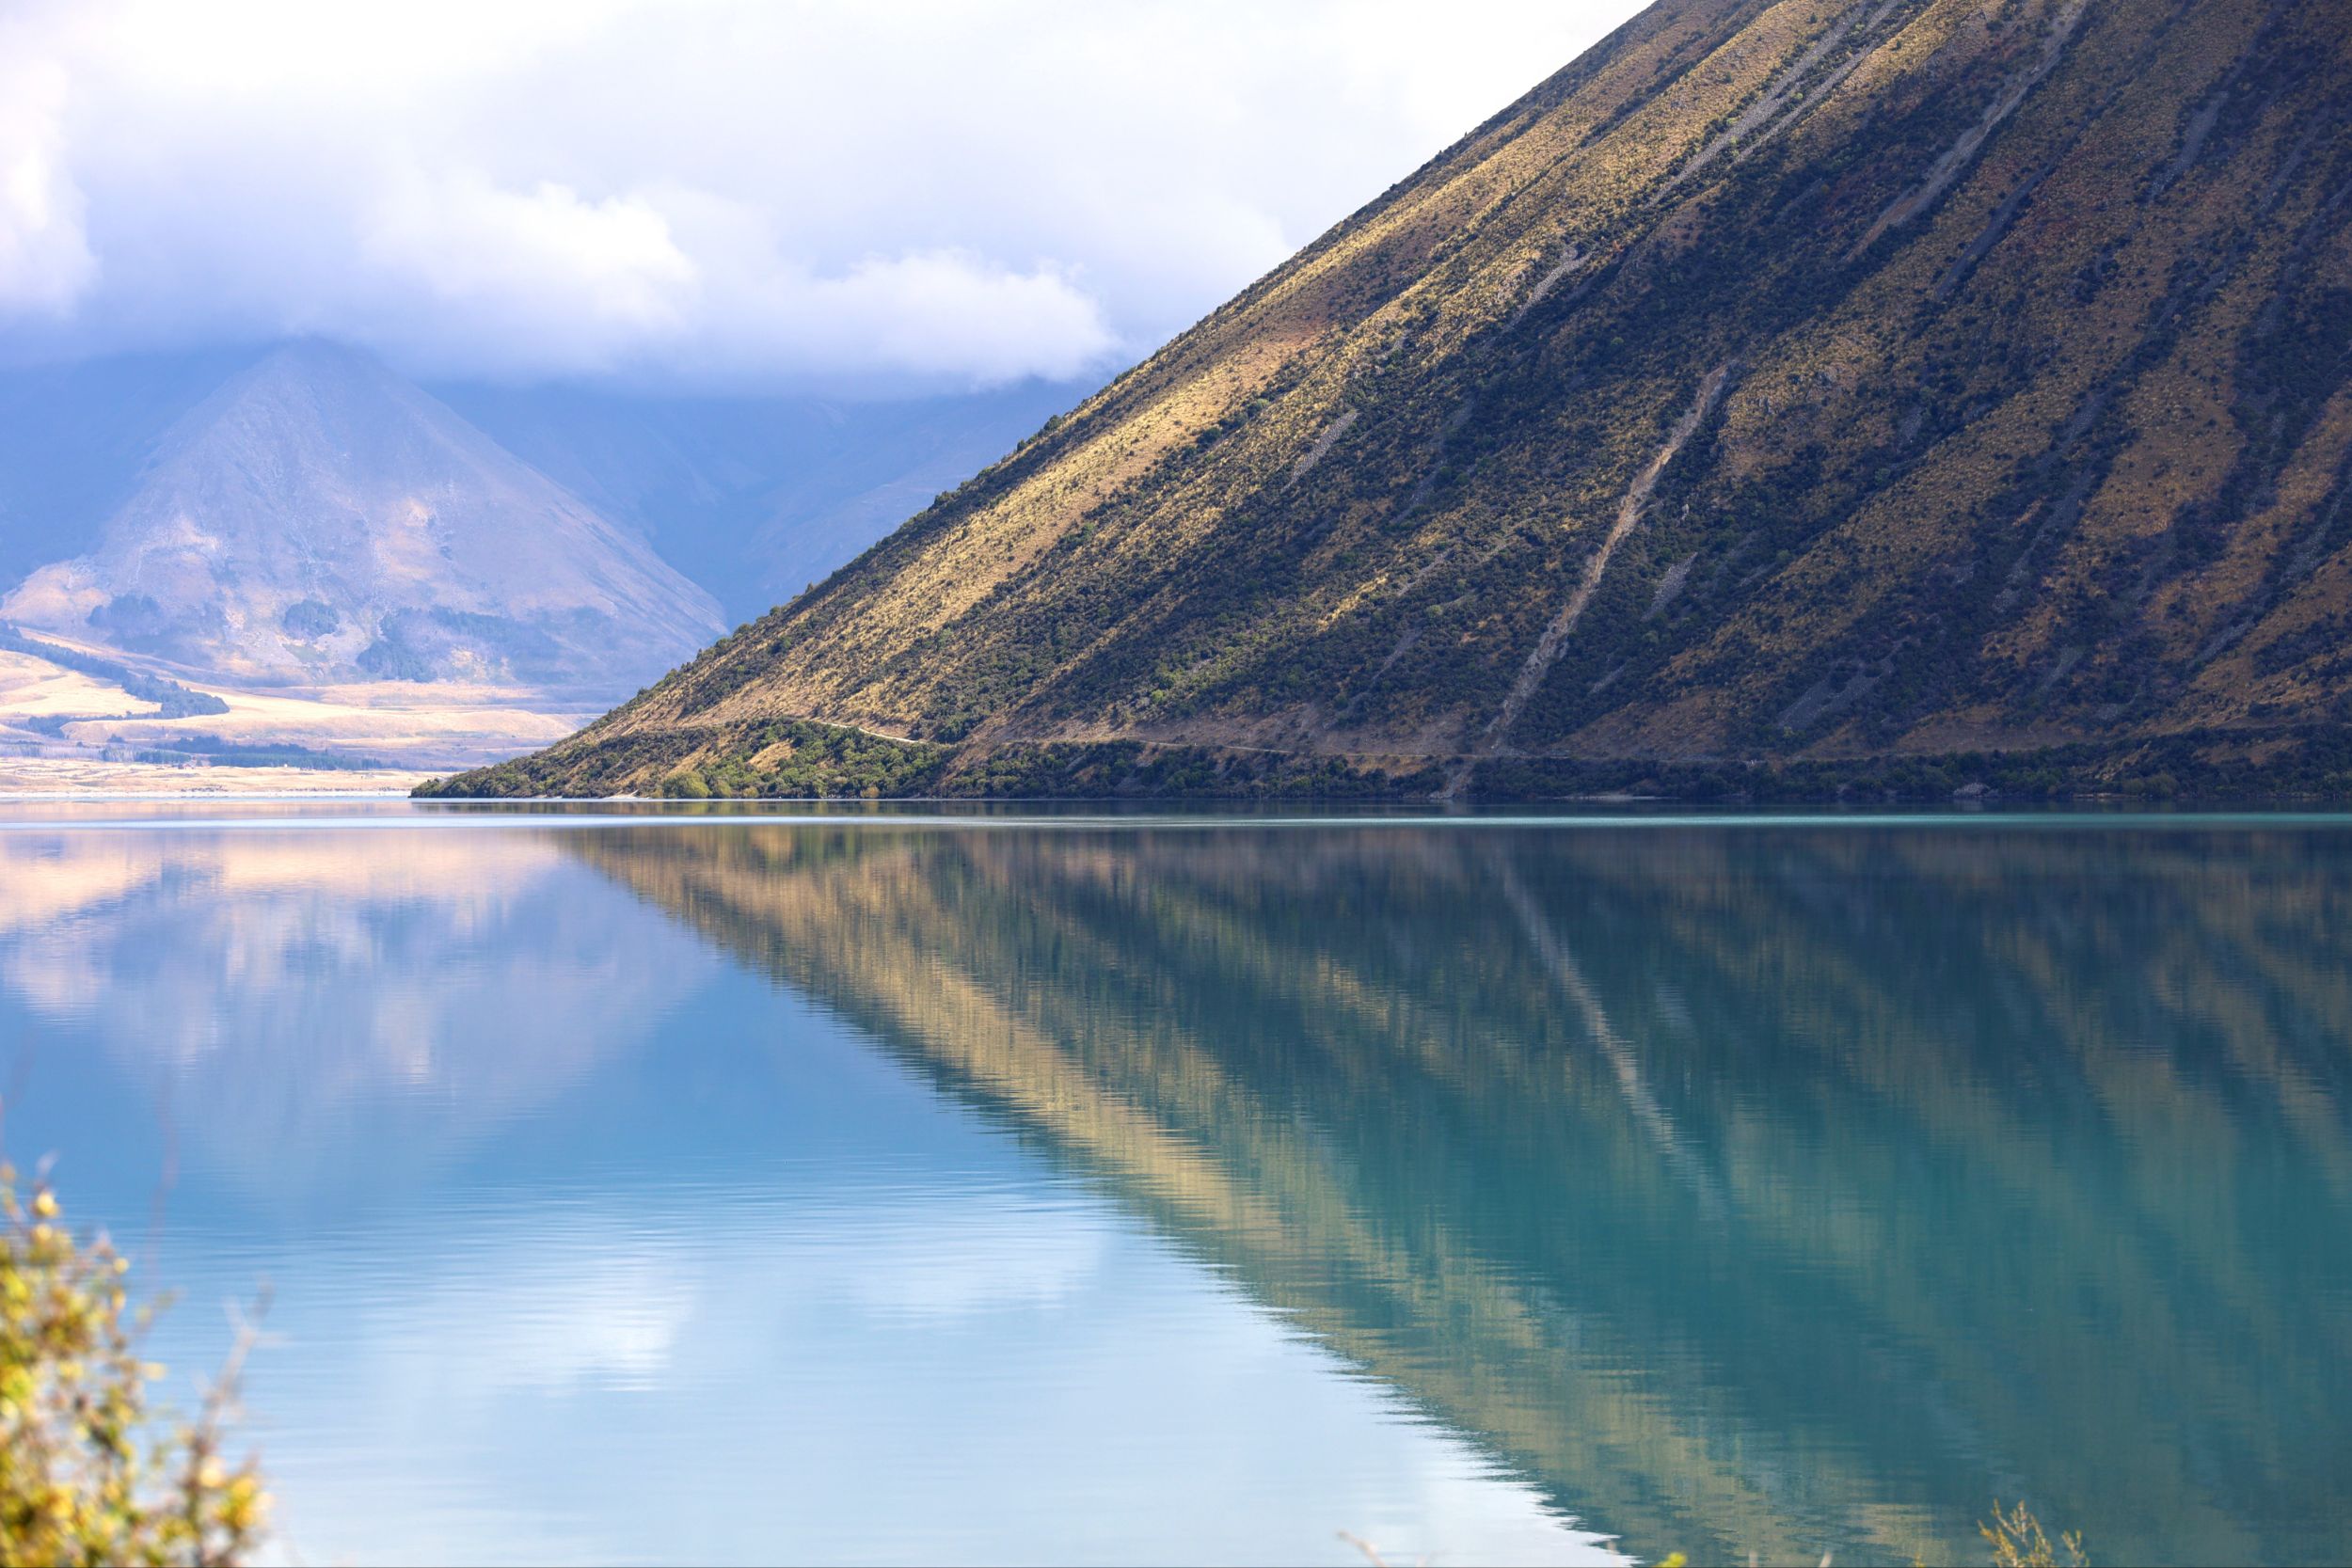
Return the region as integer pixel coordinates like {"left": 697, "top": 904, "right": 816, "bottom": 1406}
{"left": 429, "top": 0, "right": 2352, "bottom": 800}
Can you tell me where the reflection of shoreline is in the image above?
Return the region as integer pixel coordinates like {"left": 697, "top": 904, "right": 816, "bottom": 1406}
{"left": 0, "top": 760, "right": 431, "bottom": 795}
{"left": 569, "top": 822, "right": 2352, "bottom": 1567}
{"left": 0, "top": 827, "right": 710, "bottom": 1203}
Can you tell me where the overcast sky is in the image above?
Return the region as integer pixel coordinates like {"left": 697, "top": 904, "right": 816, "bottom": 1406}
{"left": 0, "top": 0, "right": 1645, "bottom": 394}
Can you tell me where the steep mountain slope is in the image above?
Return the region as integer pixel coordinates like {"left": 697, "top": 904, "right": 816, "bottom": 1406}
{"left": 4, "top": 342, "right": 724, "bottom": 697}
{"left": 440, "top": 0, "right": 2352, "bottom": 798}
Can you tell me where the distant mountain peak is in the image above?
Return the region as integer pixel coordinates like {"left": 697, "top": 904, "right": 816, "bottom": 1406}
{"left": 1, "top": 339, "right": 723, "bottom": 696}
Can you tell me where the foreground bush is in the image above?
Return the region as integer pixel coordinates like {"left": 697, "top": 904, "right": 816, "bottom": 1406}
{"left": 1983, "top": 1500, "right": 2090, "bottom": 1568}
{"left": 0, "top": 1168, "right": 266, "bottom": 1566}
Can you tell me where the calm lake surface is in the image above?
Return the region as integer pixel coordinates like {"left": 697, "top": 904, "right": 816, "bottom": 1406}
{"left": 2, "top": 803, "right": 2348, "bottom": 1565}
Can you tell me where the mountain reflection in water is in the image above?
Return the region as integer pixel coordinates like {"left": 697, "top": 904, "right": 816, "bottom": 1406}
{"left": 1, "top": 811, "right": 2346, "bottom": 1564}
{"left": 568, "top": 818, "right": 2352, "bottom": 1567}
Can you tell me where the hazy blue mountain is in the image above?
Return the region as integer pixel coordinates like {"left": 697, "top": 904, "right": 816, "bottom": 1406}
{"left": 0, "top": 347, "right": 1091, "bottom": 626}
{"left": 0, "top": 347, "right": 266, "bottom": 591}
{"left": 0, "top": 343, "right": 1095, "bottom": 688}
{"left": 3, "top": 341, "right": 725, "bottom": 697}
{"left": 435, "top": 378, "right": 1092, "bottom": 625}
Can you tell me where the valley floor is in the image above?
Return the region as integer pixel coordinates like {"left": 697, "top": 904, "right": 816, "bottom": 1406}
{"left": 0, "top": 756, "right": 431, "bottom": 796}
{"left": 0, "top": 633, "right": 593, "bottom": 793}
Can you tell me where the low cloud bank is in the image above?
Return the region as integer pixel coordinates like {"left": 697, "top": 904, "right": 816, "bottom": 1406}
{"left": 0, "top": 0, "right": 1636, "bottom": 391}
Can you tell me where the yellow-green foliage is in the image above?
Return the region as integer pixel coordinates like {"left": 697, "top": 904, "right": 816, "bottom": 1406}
{"left": 1982, "top": 1500, "right": 2090, "bottom": 1568}
{"left": 0, "top": 1168, "right": 266, "bottom": 1567}
{"left": 1647, "top": 1502, "right": 2088, "bottom": 1567}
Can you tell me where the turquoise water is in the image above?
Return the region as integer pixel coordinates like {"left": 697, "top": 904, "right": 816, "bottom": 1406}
{"left": 2, "top": 803, "right": 2348, "bottom": 1564}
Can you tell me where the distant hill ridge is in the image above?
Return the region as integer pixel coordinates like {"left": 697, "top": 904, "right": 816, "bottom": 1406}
{"left": 3, "top": 341, "right": 724, "bottom": 698}
{"left": 431, "top": 0, "right": 2352, "bottom": 800}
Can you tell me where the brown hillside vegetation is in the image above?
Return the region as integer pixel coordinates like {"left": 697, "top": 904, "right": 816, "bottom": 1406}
{"left": 433, "top": 0, "right": 2352, "bottom": 800}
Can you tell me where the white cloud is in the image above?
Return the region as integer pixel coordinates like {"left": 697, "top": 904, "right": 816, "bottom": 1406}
{"left": 0, "top": 12, "right": 96, "bottom": 315}
{"left": 224, "top": 1185, "right": 1625, "bottom": 1566}
{"left": 355, "top": 173, "right": 700, "bottom": 378}
{"left": 775, "top": 250, "right": 1116, "bottom": 385}
{"left": 0, "top": 0, "right": 1645, "bottom": 390}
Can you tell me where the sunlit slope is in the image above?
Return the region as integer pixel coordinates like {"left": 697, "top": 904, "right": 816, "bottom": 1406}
{"left": 569, "top": 822, "right": 2352, "bottom": 1564}
{"left": 460, "top": 0, "right": 2352, "bottom": 795}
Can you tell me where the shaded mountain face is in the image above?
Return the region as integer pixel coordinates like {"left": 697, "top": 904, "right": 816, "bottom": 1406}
{"left": 0, "top": 348, "right": 1092, "bottom": 653}
{"left": 435, "top": 379, "right": 1093, "bottom": 626}
{"left": 0, "top": 348, "right": 264, "bottom": 593}
{"left": 2, "top": 342, "right": 725, "bottom": 697}
{"left": 492, "top": 0, "right": 2352, "bottom": 794}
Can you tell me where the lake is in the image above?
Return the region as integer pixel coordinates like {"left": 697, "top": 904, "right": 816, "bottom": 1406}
{"left": 1, "top": 803, "right": 2347, "bottom": 1565}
